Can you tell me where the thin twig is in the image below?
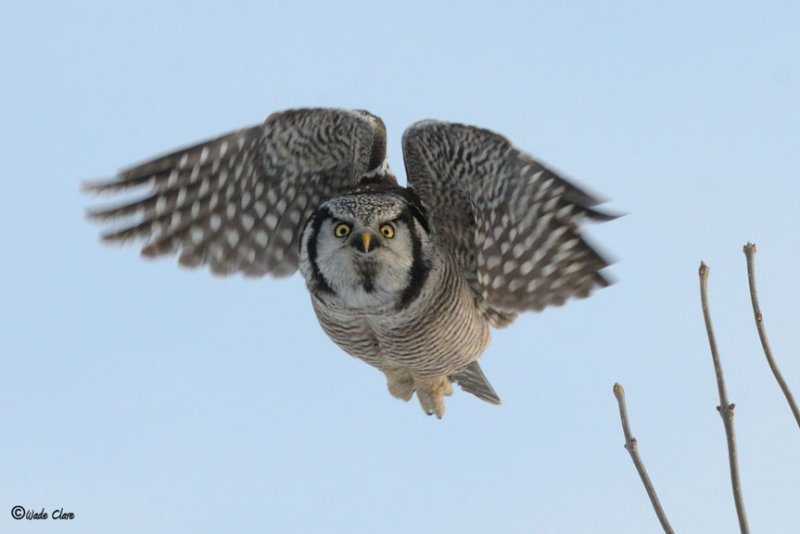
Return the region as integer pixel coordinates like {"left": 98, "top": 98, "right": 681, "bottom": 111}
{"left": 743, "top": 243, "right": 800, "bottom": 428}
{"left": 699, "top": 262, "right": 750, "bottom": 534}
{"left": 613, "top": 383, "right": 675, "bottom": 534}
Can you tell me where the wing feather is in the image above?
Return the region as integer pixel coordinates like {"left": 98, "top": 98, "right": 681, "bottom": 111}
{"left": 402, "top": 120, "right": 615, "bottom": 323}
{"left": 84, "top": 108, "right": 390, "bottom": 277}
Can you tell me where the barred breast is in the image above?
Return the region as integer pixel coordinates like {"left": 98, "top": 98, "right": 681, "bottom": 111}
{"left": 310, "top": 252, "right": 490, "bottom": 378}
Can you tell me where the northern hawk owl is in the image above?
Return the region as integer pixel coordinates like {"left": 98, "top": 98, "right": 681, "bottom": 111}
{"left": 85, "top": 108, "right": 614, "bottom": 418}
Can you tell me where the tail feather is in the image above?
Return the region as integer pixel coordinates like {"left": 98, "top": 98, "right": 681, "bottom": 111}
{"left": 450, "top": 361, "right": 501, "bottom": 405}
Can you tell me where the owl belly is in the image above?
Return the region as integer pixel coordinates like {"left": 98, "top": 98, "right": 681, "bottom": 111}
{"left": 376, "top": 287, "right": 491, "bottom": 377}
{"left": 311, "top": 262, "right": 490, "bottom": 378}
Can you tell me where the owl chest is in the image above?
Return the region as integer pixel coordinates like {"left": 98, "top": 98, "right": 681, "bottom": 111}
{"left": 310, "top": 264, "right": 490, "bottom": 375}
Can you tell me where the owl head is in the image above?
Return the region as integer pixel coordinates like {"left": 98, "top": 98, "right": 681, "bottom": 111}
{"left": 299, "top": 188, "right": 431, "bottom": 310}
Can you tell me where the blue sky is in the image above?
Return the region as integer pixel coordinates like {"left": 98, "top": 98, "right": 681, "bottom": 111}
{"left": 2, "top": 1, "right": 799, "bottom": 532}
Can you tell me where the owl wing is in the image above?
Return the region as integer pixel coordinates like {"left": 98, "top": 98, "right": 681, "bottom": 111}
{"left": 402, "top": 120, "right": 614, "bottom": 324}
{"left": 84, "top": 108, "right": 390, "bottom": 277}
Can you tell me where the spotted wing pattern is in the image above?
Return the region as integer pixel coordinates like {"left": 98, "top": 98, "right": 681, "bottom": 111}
{"left": 85, "top": 108, "right": 389, "bottom": 277}
{"left": 402, "top": 121, "right": 614, "bottom": 324}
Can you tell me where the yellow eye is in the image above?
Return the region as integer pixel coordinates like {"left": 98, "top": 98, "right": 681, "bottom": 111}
{"left": 334, "top": 223, "right": 351, "bottom": 238}
{"left": 380, "top": 223, "right": 395, "bottom": 239}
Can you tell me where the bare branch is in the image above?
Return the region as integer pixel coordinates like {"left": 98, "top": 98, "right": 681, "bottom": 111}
{"left": 743, "top": 242, "right": 800, "bottom": 428}
{"left": 613, "top": 383, "right": 675, "bottom": 534}
{"left": 699, "top": 262, "right": 750, "bottom": 534}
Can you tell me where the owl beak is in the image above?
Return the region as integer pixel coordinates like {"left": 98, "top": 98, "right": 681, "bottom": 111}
{"left": 353, "top": 231, "right": 377, "bottom": 253}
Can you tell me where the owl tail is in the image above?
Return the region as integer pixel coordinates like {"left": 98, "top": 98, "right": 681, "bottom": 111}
{"left": 450, "top": 362, "right": 501, "bottom": 405}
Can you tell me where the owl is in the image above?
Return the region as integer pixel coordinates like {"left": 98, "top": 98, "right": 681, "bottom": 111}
{"left": 85, "top": 108, "right": 614, "bottom": 418}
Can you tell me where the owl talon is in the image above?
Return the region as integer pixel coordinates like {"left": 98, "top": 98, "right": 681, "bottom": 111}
{"left": 385, "top": 368, "right": 415, "bottom": 401}
{"left": 443, "top": 380, "right": 453, "bottom": 396}
{"left": 415, "top": 377, "right": 451, "bottom": 419}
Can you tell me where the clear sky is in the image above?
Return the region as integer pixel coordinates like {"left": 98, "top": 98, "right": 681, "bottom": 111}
{"left": 2, "top": 1, "right": 799, "bottom": 532}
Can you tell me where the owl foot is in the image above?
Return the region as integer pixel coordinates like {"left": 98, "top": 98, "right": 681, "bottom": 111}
{"left": 415, "top": 377, "right": 453, "bottom": 419}
{"left": 385, "top": 368, "right": 415, "bottom": 401}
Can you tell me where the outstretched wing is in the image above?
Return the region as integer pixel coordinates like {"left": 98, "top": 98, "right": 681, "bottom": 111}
{"left": 402, "top": 120, "right": 614, "bottom": 324}
{"left": 84, "top": 108, "right": 390, "bottom": 277}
